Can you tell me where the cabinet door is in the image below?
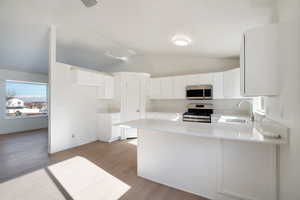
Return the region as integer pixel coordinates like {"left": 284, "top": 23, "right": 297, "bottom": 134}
{"left": 104, "top": 76, "right": 114, "bottom": 99}
{"left": 242, "top": 24, "right": 279, "bottom": 96}
{"left": 97, "top": 75, "right": 114, "bottom": 99}
{"left": 150, "top": 78, "right": 161, "bottom": 99}
{"left": 173, "top": 76, "right": 187, "bottom": 99}
{"left": 212, "top": 72, "right": 224, "bottom": 99}
{"left": 160, "top": 77, "right": 173, "bottom": 99}
{"left": 223, "top": 68, "right": 242, "bottom": 98}
{"left": 187, "top": 74, "right": 213, "bottom": 86}
{"left": 199, "top": 73, "right": 213, "bottom": 85}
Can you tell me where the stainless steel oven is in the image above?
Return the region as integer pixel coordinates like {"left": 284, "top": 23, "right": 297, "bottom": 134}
{"left": 186, "top": 85, "right": 213, "bottom": 100}
{"left": 183, "top": 103, "right": 213, "bottom": 123}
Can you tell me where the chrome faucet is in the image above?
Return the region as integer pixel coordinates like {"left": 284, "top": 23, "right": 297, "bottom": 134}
{"left": 237, "top": 100, "right": 255, "bottom": 122}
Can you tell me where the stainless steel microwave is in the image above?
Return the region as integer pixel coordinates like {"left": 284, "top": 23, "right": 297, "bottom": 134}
{"left": 186, "top": 85, "right": 213, "bottom": 100}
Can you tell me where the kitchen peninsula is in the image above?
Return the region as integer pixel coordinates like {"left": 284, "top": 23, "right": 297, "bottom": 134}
{"left": 116, "top": 118, "right": 288, "bottom": 200}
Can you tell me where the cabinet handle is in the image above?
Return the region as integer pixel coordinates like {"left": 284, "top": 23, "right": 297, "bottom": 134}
{"left": 136, "top": 110, "right": 140, "bottom": 112}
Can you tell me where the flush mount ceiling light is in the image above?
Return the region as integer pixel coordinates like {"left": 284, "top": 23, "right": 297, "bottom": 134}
{"left": 171, "top": 35, "right": 192, "bottom": 47}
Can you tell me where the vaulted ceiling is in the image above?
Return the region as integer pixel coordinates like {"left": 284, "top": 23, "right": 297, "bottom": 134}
{"left": 0, "top": 0, "right": 276, "bottom": 75}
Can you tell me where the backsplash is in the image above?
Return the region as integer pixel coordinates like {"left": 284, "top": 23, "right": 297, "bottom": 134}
{"left": 148, "top": 99, "right": 252, "bottom": 115}
{"left": 97, "top": 98, "right": 252, "bottom": 115}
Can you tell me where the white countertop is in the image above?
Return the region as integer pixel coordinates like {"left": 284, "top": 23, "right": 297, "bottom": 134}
{"left": 115, "top": 119, "right": 288, "bottom": 144}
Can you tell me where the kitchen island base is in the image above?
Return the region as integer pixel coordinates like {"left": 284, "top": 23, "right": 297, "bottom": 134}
{"left": 137, "top": 129, "right": 277, "bottom": 200}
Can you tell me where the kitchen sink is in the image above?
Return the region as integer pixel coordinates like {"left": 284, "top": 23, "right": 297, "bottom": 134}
{"left": 217, "top": 116, "right": 249, "bottom": 125}
{"left": 224, "top": 118, "right": 247, "bottom": 124}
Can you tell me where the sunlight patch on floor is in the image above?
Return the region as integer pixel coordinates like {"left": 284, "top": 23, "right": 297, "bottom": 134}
{"left": 48, "top": 156, "right": 131, "bottom": 200}
{"left": 0, "top": 169, "right": 65, "bottom": 200}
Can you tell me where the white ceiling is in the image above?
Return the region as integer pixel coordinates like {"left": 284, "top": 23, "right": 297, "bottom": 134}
{"left": 0, "top": 0, "right": 276, "bottom": 75}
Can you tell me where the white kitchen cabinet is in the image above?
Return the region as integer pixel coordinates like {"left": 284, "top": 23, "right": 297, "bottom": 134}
{"left": 160, "top": 77, "right": 173, "bottom": 99}
{"left": 149, "top": 71, "right": 244, "bottom": 100}
{"left": 97, "top": 113, "right": 121, "bottom": 142}
{"left": 241, "top": 24, "right": 279, "bottom": 96}
{"left": 97, "top": 75, "right": 114, "bottom": 99}
{"left": 186, "top": 73, "right": 213, "bottom": 86}
{"left": 223, "top": 68, "right": 242, "bottom": 99}
{"left": 172, "top": 76, "right": 187, "bottom": 99}
{"left": 150, "top": 78, "right": 161, "bottom": 99}
{"left": 212, "top": 72, "right": 224, "bottom": 99}
{"left": 70, "top": 68, "right": 104, "bottom": 86}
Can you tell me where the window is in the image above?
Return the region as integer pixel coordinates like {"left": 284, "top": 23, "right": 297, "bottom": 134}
{"left": 5, "top": 80, "right": 48, "bottom": 118}
{"left": 253, "top": 96, "right": 266, "bottom": 115}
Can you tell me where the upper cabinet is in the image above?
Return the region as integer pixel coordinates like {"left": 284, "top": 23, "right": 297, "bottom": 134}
{"left": 241, "top": 24, "right": 279, "bottom": 96}
{"left": 186, "top": 73, "right": 213, "bottom": 85}
{"left": 149, "top": 72, "right": 243, "bottom": 100}
{"left": 70, "top": 68, "right": 104, "bottom": 86}
{"left": 172, "top": 76, "right": 187, "bottom": 99}
{"left": 223, "top": 68, "right": 242, "bottom": 99}
{"left": 212, "top": 72, "right": 224, "bottom": 99}
{"left": 70, "top": 68, "right": 114, "bottom": 99}
{"left": 160, "top": 77, "right": 173, "bottom": 99}
{"left": 150, "top": 78, "right": 162, "bottom": 99}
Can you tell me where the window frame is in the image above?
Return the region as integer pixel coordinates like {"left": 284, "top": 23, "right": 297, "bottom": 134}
{"left": 4, "top": 80, "right": 48, "bottom": 119}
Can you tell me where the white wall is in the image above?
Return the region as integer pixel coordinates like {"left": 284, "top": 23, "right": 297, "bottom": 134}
{"left": 49, "top": 62, "right": 99, "bottom": 153}
{"left": 265, "top": 1, "right": 300, "bottom": 199}
{"left": 0, "top": 69, "right": 48, "bottom": 134}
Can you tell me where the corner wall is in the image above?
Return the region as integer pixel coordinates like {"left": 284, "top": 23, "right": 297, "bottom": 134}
{"left": 266, "top": 1, "right": 300, "bottom": 199}
{"left": 49, "top": 62, "right": 99, "bottom": 153}
{"left": 0, "top": 69, "right": 48, "bottom": 134}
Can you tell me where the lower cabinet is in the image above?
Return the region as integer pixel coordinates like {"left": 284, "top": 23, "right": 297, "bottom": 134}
{"left": 97, "top": 113, "right": 121, "bottom": 142}
{"left": 216, "top": 141, "right": 277, "bottom": 200}
{"left": 138, "top": 129, "right": 277, "bottom": 200}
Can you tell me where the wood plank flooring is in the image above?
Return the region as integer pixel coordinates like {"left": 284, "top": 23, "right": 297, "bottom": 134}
{"left": 0, "top": 129, "right": 209, "bottom": 200}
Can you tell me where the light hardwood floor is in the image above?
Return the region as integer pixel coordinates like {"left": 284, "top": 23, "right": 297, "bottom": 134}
{"left": 0, "top": 129, "right": 208, "bottom": 200}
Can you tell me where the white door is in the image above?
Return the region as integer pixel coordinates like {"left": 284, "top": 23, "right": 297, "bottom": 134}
{"left": 123, "top": 75, "right": 143, "bottom": 138}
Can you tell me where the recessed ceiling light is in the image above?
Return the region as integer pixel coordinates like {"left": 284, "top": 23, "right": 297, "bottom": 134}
{"left": 172, "top": 35, "right": 192, "bottom": 47}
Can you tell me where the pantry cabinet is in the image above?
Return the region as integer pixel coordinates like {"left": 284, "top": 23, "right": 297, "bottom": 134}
{"left": 97, "top": 75, "right": 114, "bottom": 99}
{"left": 241, "top": 24, "right": 279, "bottom": 96}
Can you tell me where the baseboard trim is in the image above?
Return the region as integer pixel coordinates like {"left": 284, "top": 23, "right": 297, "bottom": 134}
{"left": 0, "top": 128, "right": 48, "bottom": 136}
